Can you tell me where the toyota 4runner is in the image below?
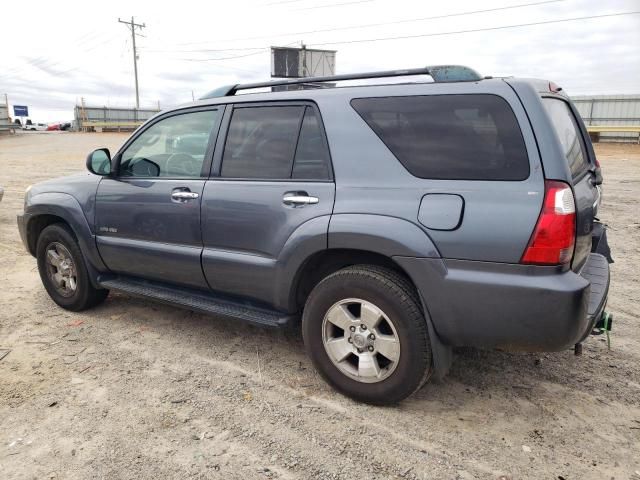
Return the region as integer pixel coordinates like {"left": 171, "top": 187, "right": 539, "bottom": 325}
{"left": 17, "top": 65, "right": 612, "bottom": 404}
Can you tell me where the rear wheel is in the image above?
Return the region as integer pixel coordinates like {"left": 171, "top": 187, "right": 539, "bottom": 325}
{"left": 36, "top": 224, "right": 109, "bottom": 311}
{"left": 302, "top": 265, "right": 432, "bottom": 404}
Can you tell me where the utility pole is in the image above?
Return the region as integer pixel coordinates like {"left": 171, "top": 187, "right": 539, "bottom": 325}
{"left": 118, "top": 16, "right": 145, "bottom": 108}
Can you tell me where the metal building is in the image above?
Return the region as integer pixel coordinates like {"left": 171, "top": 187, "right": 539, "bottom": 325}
{"left": 74, "top": 104, "right": 160, "bottom": 132}
{"left": 0, "top": 96, "right": 12, "bottom": 133}
{"left": 572, "top": 94, "right": 640, "bottom": 143}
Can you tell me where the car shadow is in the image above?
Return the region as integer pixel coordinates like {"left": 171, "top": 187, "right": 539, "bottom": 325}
{"left": 83, "top": 292, "right": 629, "bottom": 409}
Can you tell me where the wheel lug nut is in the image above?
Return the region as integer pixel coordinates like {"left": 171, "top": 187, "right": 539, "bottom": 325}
{"left": 360, "top": 324, "right": 367, "bottom": 330}
{"left": 349, "top": 326, "right": 356, "bottom": 332}
{"left": 357, "top": 348, "right": 363, "bottom": 353}
{"left": 368, "top": 346, "right": 374, "bottom": 352}
{"left": 347, "top": 337, "right": 353, "bottom": 343}
{"left": 369, "top": 334, "right": 375, "bottom": 340}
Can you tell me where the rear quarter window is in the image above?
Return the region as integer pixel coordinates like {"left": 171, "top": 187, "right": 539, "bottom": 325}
{"left": 542, "top": 98, "right": 590, "bottom": 179}
{"left": 351, "top": 94, "right": 530, "bottom": 181}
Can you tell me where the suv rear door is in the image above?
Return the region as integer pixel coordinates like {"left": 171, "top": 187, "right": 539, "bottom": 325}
{"left": 200, "top": 102, "right": 335, "bottom": 308}
{"left": 542, "top": 97, "right": 599, "bottom": 270}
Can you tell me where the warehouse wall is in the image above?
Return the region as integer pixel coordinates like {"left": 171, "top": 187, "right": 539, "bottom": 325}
{"left": 572, "top": 94, "right": 640, "bottom": 143}
{"left": 74, "top": 105, "right": 160, "bottom": 132}
{"left": 0, "top": 99, "right": 10, "bottom": 132}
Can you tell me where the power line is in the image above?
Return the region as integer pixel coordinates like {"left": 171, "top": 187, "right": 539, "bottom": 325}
{"left": 293, "top": 0, "right": 567, "bottom": 37}
{"left": 296, "top": 0, "right": 373, "bottom": 10}
{"left": 144, "top": 41, "right": 300, "bottom": 63}
{"left": 139, "top": 46, "right": 266, "bottom": 53}
{"left": 166, "top": 0, "right": 567, "bottom": 47}
{"left": 262, "top": 0, "right": 307, "bottom": 5}
{"left": 308, "top": 10, "right": 640, "bottom": 47}
{"left": 152, "top": 10, "right": 640, "bottom": 62}
{"left": 178, "top": 50, "right": 269, "bottom": 61}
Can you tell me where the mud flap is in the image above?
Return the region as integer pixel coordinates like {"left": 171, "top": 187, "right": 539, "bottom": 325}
{"left": 416, "top": 291, "right": 452, "bottom": 381}
{"left": 426, "top": 316, "right": 453, "bottom": 380}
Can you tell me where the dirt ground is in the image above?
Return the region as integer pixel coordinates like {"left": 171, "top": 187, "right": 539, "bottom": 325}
{"left": 0, "top": 132, "right": 639, "bottom": 480}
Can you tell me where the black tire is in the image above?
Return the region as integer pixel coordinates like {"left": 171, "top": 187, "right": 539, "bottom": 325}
{"left": 302, "top": 265, "right": 432, "bottom": 405}
{"left": 36, "top": 223, "right": 109, "bottom": 311}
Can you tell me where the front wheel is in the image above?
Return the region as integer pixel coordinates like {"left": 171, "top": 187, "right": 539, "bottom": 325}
{"left": 302, "top": 265, "right": 432, "bottom": 404}
{"left": 36, "top": 223, "right": 109, "bottom": 311}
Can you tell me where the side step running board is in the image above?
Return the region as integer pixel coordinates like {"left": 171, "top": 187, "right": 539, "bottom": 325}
{"left": 98, "top": 276, "right": 296, "bottom": 328}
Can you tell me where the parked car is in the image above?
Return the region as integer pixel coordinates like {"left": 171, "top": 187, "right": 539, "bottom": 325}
{"left": 17, "top": 65, "right": 612, "bottom": 404}
{"left": 23, "top": 122, "right": 48, "bottom": 131}
{"left": 46, "top": 123, "right": 61, "bottom": 131}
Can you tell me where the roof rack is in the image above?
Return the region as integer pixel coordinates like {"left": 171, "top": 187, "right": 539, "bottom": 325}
{"left": 200, "top": 64, "right": 482, "bottom": 99}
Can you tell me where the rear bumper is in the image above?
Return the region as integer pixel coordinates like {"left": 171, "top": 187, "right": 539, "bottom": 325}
{"left": 394, "top": 253, "right": 610, "bottom": 351}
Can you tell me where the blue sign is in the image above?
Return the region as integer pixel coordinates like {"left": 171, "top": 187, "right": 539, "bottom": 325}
{"left": 13, "top": 105, "right": 28, "bottom": 117}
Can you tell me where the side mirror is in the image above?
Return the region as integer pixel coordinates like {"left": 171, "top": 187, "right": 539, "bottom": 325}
{"left": 86, "top": 148, "right": 112, "bottom": 176}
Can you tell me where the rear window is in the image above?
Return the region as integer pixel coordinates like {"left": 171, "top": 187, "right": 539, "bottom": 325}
{"left": 542, "top": 98, "right": 589, "bottom": 178}
{"left": 351, "top": 94, "right": 529, "bottom": 181}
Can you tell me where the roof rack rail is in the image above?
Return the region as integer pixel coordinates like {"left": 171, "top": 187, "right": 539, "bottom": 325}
{"left": 200, "top": 64, "right": 482, "bottom": 99}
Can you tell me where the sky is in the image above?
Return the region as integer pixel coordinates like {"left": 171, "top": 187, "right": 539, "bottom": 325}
{"left": 1, "top": 0, "right": 639, "bottom": 122}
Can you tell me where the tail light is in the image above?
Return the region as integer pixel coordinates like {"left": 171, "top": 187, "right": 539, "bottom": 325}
{"left": 521, "top": 181, "right": 576, "bottom": 265}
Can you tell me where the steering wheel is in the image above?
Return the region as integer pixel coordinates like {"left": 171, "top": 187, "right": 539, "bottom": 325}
{"left": 166, "top": 153, "right": 200, "bottom": 177}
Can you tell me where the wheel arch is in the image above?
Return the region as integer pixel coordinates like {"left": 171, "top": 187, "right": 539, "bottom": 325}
{"left": 290, "top": 248, "right": 413, "bottom": 313}
{"left": 26, "top": 213, "right": 75, "bottom": 255}
{"left": 25, "top": 193, "right": 107, "bottom": 275}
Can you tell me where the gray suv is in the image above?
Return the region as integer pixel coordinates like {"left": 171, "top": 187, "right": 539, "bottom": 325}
{"left": 17, "top": 66, "right": 611, "bottom": 404}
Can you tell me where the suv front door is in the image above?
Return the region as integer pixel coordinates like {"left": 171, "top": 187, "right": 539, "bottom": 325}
{"left": 95, "top": 107, "right": 224, "bottom": 288}
{"left": 201, "top": 103, "right": 335, "bottom": 308}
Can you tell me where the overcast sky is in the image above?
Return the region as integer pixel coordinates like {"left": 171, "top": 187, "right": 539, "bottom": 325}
{"left": 1, "top": 0, "right": 639, "bottom": 122}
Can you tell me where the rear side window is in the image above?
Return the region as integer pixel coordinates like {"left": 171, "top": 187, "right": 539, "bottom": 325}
{"left": 221, "top": 105, "right": 331, "bottom": 180}
{"left": 351, "top": 94, "right": 530, "bottom": 181}
{"left": 222, "top": 106, "right": 303, "bottom": 179}
{"left": 542, "top": 98, "right": 589, "bottom": 178}
{"left": 292, "top": 107, "right": 331, "bottom": 180}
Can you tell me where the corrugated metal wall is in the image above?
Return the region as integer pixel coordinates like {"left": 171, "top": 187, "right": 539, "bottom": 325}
{"left": 0, "top": 98, "right": 10, "bottom": 131}
{"left": 572, "top": 94, "right": 640, "bottom": 142}
{"left": 74, "top": 105, "right": 160, "bottom": 131}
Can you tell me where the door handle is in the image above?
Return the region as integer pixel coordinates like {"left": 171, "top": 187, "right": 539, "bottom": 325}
{"left": 283, "top": 193, "right": 319, "bottom": 207}
{"left": 171, "top": 191, "right": 199, "bottom": 201}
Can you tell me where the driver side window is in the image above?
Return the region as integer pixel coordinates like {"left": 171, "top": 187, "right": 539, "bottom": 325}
{"left": 119, "top": 109, "right": 221, "bottom": 178}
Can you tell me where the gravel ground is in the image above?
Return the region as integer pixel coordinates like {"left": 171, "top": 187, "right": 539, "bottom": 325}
{"left": 1, "top": 132, "right": 639, "bottom": 480}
